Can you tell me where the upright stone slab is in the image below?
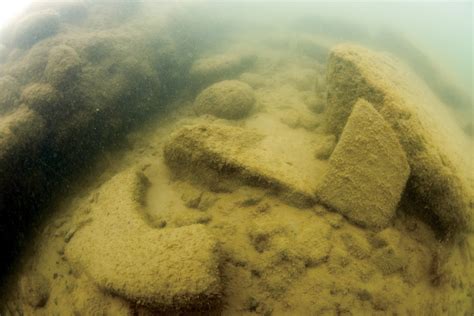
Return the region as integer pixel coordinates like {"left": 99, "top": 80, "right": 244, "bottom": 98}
{"left": 317, "top": 99, "right": 410, "bottom": 228}
{"left": 324, "top": 43, "right": 473, "bottom": 235}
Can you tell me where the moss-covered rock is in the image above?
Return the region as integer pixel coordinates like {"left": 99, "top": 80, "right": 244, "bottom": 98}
{"left": 21, "top": 83, "right": 60, "bottom": 115}
{"left": 194, "top": 80, "right": 256, "bottom": 120}
{"left": 0, "top": 76, "right": 21, "bottom": 114}
{"left": 0, "top": 106, "right": 45, "bottom": 164}
{"left": 44, "top": 44, "right": 82, "bottom": 88}
{"left": 317, "top": 99, "right": 410, "bottom": 228}
{"left": 324, "top": 43, "right": 472, "bottom": 236}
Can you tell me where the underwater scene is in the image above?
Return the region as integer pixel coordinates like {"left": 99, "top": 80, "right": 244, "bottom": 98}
{"left": 0, "top": 1, "right": 472, "bottom": 315}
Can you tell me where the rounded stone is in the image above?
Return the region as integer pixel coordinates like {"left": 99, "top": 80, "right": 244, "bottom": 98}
{"left": 44, "top": 44, "right": 82, "bottom": 87}
{"left": 194, "top": 80, "right": 256, "bottom": 120}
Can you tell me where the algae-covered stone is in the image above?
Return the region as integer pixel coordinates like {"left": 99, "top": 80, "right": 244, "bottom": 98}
{"left": 325, "top": 43, "right": 472, "bottom": 235}
{"left": 0, "top": 76, "right": 21, "bottom": 114}
{"left": 21, "top": 83, "right": 60, "bottom": 115}
{"left": 164, "top": 123, "right": 318, "bottom": 208}
{"left": 194, "top": 80, "right": 256, "bottom": 120}
{"left": 65, "top": 170, "right": 221, "bottom": 310}
{"left": 317, "top": 99, "right": 410, "bottom": 228}
{"left": 44, "top": 45, "right": 82, "bottom": 87}
{"left": 0, "top": 106, "right": 45, "bottom": 167}
{"left": 13, "top": 10, "right": 60, "bottom": 48}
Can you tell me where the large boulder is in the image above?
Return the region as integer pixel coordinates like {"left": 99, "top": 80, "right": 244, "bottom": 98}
{"left": 324, "top": 43, "right": 472, "bottom": 236}
{"left": 317, "top": 99, "right": 410, "bottom": 228}
{"left": 66, "top": 169, "right": 222, "bottom": 310}
{"left": 13, "top": 10, "right": 60, "bottom": 48}
{"left": 194, "top": 80, "right": 256, "bottom": 120}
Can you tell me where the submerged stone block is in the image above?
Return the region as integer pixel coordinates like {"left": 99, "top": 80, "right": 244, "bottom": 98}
{"left": 66, "top": 170, "right": 221, "bottom": 310}
{"left": 164, "top": 123, "right": 318, "bottom": 208}
{"left": 325, "top": 43, "right": 473, "bottom": 235}
{"left": 317, "top": 99, "right": 410, "bottom": 228}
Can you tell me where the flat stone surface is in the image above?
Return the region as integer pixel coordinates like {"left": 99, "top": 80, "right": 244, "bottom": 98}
{"left": 66, "top": 169, "right": 221, "bottom": 309}
{"left": 164, "top": 123, "right": 323, "bottom": 207}
{"left": 324, "top": 43, "right": 473, "bottom": 235}
{"left": 317, "top": 99, "right": 410, "bottom": 228}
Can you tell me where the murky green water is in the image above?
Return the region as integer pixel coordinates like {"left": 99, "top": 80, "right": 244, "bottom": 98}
{"left": 0, "top": 1, "right": 472, "bottom": 314}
